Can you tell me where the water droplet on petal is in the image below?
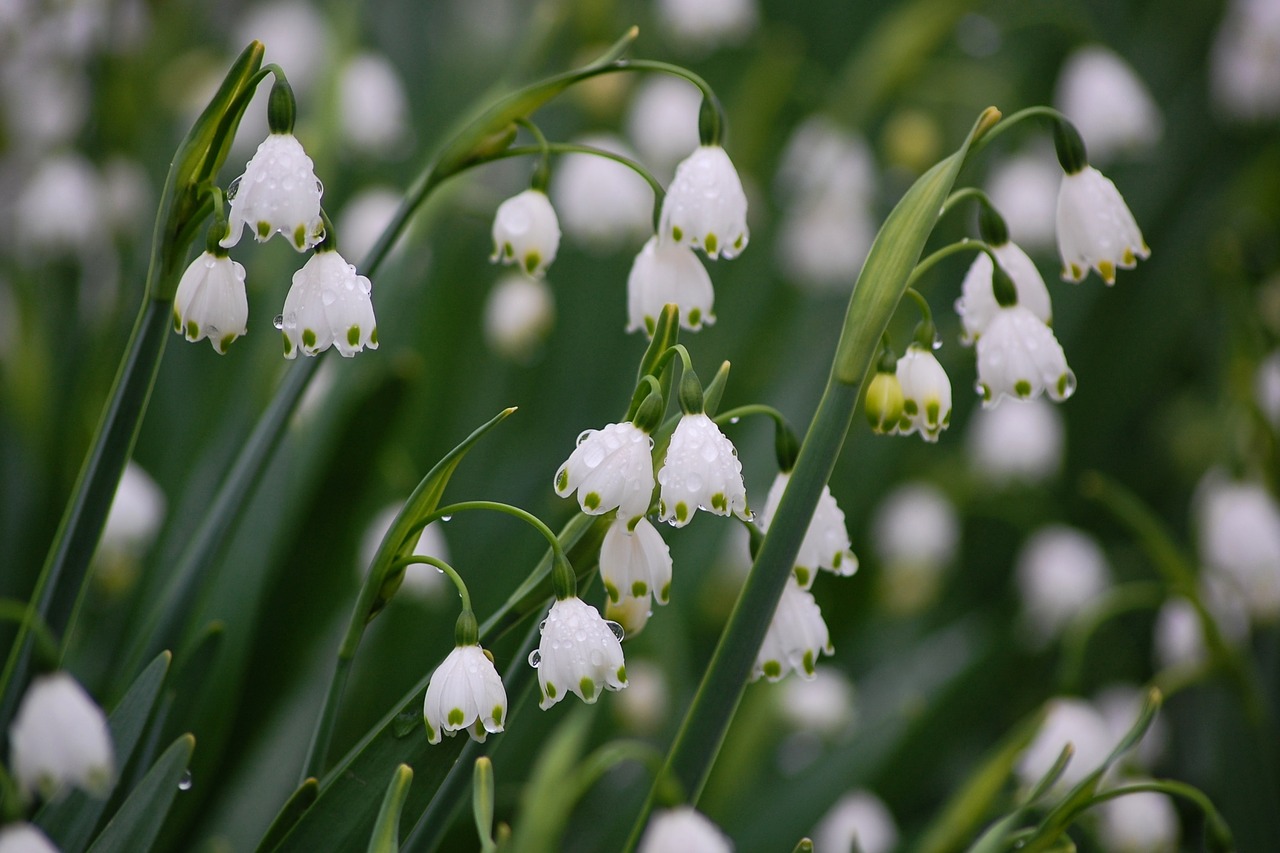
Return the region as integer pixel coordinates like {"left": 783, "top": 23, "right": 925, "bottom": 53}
{"left": 605, "top": 620, "right": 625, "bottom": 641}
{"left": 321, "top": 289, "right": 337, "bottom": 306}
{"left": 527, "top": 650, "right": 542, "bottom": 668}
{"left": 227, "top": 177, "right": 241, "bottom": 200}
{"left": 178, "top": 770, "right": 193, "bottom": 791}
{"left": 441, "top": 515, "right": 453, "bottom": 522}
{"left": 272, "top": 314, "right": 284, "bottom": 330}
{"left": 728, "top": 417, "right": 740, "bottom": 424}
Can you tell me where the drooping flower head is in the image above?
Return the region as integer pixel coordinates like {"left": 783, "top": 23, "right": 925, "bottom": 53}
{"left": 753, "top": 574, "right": 833, "bottom": 681}
{"left": 626, "top": 235, "right": 715, "bottom": 334}
{"left": 658, "top": 412, "right": 749, "bottom": 527}
{"left": 222, "top": 132, "right": 324, "bottom": 252}
{"left": 637, "top": 806, "right": 734, "bottom": 853}
{"left": 659, "top": 145, "right": 749, "bottom": 260}
{"left": 173, "top": 247, "right": 249, "bottom": 354}
{"left": 490, "top": 188, "right": 561, "bottom": 277}
{"left": 10, "top": 672, "right": 115, "bottom": 800}
{"left": 0, "top": 824, "right": 60, "bottom": 853}
{"left": 1054, "top": 45, "right": 1163, "bottom": 164}
{"left": 534, "top": 596, "right": 627, "bottom": 709}
{"left": 975, "top": 304, "right": 1076, "bottom": 407}
{"left": 280, "top": 247, "right": 378, "bottom": 358}
{"left": 423, "top": 644, "right": 507, "bottom": 745}
{"left": 554, "top": 421, "right": 655, "bottom": 525}
{"left": 757, "top": 471, "right": 857, "bottom": 588}
{"left": 956, "top": 241, "right": 1052, "bottom": 343}
{"left": 895, "top": 345, "right": 952, "bottom": 442}
{"left": 600, "top": 516, "right": 674, "bottom": 605}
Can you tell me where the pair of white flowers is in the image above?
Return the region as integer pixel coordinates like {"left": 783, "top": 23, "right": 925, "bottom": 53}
{"left": 173, "top": 132, "right": 378, "bottom": 358}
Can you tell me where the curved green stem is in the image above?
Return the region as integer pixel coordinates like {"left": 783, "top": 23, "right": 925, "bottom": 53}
{"left": 968, "top": 105, "right": 1071, "bottom": 159}
{"left": 488, "top": 142, "right": 666, "bottom": 209}
{"left": 422, "top": 501, "right": 570, "bottom": 579}
{"left": 1079, "top": 780, "right": 1233, "bottom": 851}
{"left": 905, "top": 239, "right": 996, "bottom": 292}
{"left": 619, "top": 59, "right": 723, "bottom": 144}
{"left": 939, "top": 186, "right": 997, "bottom": 221}
{"left": 1057, "top": 582, "right": 1167, "bottom": 693}
{"left": 391, "top": 556, "right": 471, "bottom": 613}
{"left": 514, "top": 117, "right": 552, "bottom": 192}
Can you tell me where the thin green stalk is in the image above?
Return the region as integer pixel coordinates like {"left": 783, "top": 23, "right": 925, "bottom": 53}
{"left": 905, "top": 239, "right": 995, "bottom": 292}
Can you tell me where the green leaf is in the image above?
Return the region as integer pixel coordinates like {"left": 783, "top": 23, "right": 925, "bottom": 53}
{"left": 254, "top": 779, "right": 319, "bottom": 853}
{"left": 368, "top": 765, "right": 413, "bottom": 853}
{"left": 506, "top": 709, "right": 592, "bottom": 853}
{"left": 473, "top": 758, "right": 497, "bottom": 853}
{"left": 86, "top": 734, "right": 195, "bottom": 853}
{"left": 35, "top": 652, "right": 172, "bottom": 853}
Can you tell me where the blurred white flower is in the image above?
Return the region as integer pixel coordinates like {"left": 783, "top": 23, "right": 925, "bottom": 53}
{"left": 659, "top": 145, "right": 750, "bottom": 260}
{"left": 15, "top": 153, "right": 104, "bottom": 256}
{"left": 601, "top": 516, "right": 673, "bottom": 606}
{"left": 975, "top": 305, "right": 1076, "bottom": 406}
{"left": 280, "top": 250, "right": 378, "bottom": 358}
{"left": 777, "top": 667, "right": 856, "bottom": 737}
{"left": 1017, "top": 697, "right": 1113, "bottom": 793}
{"left": 658, "top": 413, "right": 749, "bottom": 527}
{"left": 101, "top": 461, "right": 166, "bottom": 562}
{"left": 335, "top": 185, "right": 404, "bottom": 264}
{"left": 534, "top": 596, "right": 627, "bottom": 709}
{"left": 956, "top": 241, "right": 1053, "bottom": 343}
{"left": 234, "top": 1, "right": 332, "bottom": 96}
{"left": 625, "top": 75, "right": 702, "bottom": 182}
{"left": 1255, "top": 349, "right": 1280, "bottom": 430}
{"left": 1015, "top": 525, "right": 1112, "bottom": 644}
{"left": 895, "top": 345, "right": 952, "bottom": 442}
{"left": 1, "top": 60, "right": 90, "bottom": 150}
{"left": 1210, "top": 0, "right": 1280, "bottom": 121}
{"left": 776, "top": 116, "right": 877, "bottom": 205}
{"left": 776, "top": 195, "right": 876, "bottom": 294}
{"left": 1096, "top": 784, "right": 1180, "bottom": 853}
{"left": 1054, "top": 45, "right": 1162, "bottom": 164}
{"left": 484, "top": 273, "right": 554, "bottom": 362}
{"left": 1056, "top": 166, "right": 1149, "bottom": 285}
{"left": 811, "top": 790, "right": 899, "bottom": 853}
{"left": 753, "top": 575, "right": 833, "bottom": 682}
{"left": 555, "top": 421, "right": 655, "bottom": 524}
{"left": 872, "top": 482, "right": 959, "bottom": 574}
{"left": 757, "top": 471, "right": 857, "bottom": 588}
{"left": 100, "top": 156, "right": 151, "bottom": 237}
{"left": 338, "top": 52, "right": 409, "bottom": 154}
{"left": 423, "top": 644, "right": 506, "bottom": 745}
{"left": 656, "top": 0, "right": 758, "bottom": 53}
{"left": 626, "top": 236, "right": 715, "bottom": 334}
{"left": 10, "top": 672, "right": 115, "bottom": 800}
{"left": 490, "top": 189, "right": 560, "bottom": 278}
{"left": 1194, "top": 474, "right": 1280, "bottom": 621}
{"left": 173, "top": 251, "right": 249, "bottom": 354}
{"left": 549, "top": 133, "right": 652, "bottom": 252}
{"left": 222, "top": 133, "right": 325, "bottom": 252}
{"left": 638, "top": 806, "right": 733, "bottom": 853}
{"left": 966, "top": 397, "right": 1064, "bottom": 485}
{"left": 359, "top": 503, "right": 450, "bottom": 600}
{"left": 613, "top": 658, "right": 669, "bottom": 733}
{"left": 985, "top": 148, "right": 1060, "bottom": 251}
{"left": 0, "top": 823, "right": 60, "bottom": 853}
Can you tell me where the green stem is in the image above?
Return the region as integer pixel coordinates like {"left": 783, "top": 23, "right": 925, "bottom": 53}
{"left": 488, "top": 142, "right": 667, "bottom": 226}
{"left": 967, "top": 105, "right": 1070, "bottom": 159}
{"left": 1057, "top": 582, "right": 1167, "bottom": 693}
{"left": 939, "top": 186, "right": 996, "bottom": 221}
{"left": 1073, "top": 780, "right": 1234, "bottom": 852}
{"left": 0, "top": 600, "right": 59, "bottom": 669}
{"left": 392, "top": 556, "right": 472, "bottom": 613}
{"left": 905, "top": 239, "right": 995, "bottom": 293}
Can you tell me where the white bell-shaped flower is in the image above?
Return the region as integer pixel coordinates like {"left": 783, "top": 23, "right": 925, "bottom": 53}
{"left": 605, "top": 593, "right": 654, "bottom": 640}
{"left": 966, "top": 397, "right": 1065, "bottom": 486}
{"left": 659, "top": 145, "right": 749, "bottom": 260}
{"left": 1016, "top": 697, "right": 1113, "bottom": 795}
{"left": 753, "top": 575, "right": 833, "bottom": 681}
{"left": 1097, "top": 785, "right": 1180, "bottom": 853}
{"left": 1054, "top": 45, "right": 1163, "bottom": 164}
{"left": 626, "top": 235, "right": 715, "bottom": 334}
{"left": 172, "top": 251, "right": 249, "bottom": 354}
{"left": 601, "top": 517, "right": 673, "bottom": 605}
{"left": 757, "top": 471, "right": 857, "bottom": 588}
{"left": 0, "top": 824, "right": 60, "bottom": 853}
{"left": 1211, "top": 0, "right": 1280, "bottom": 122}
{"left": 1195, "top": 474, "right": 1280, "bottom": 621}
{"left": 1015, "top": 525, "right": 1112, "bottom": 644}
{"left": 1056, "top": 166, "right": 1149, "bottom": 284}
{"left": 638, "top": 807, "right": 733, "bottom": 853}
{"left": 490, "top": 189, "right": 560, "bottom": 277}
{"left": 895, "top": 345, "right": 952, "bottom": 442}
{"left": 280, "top": 249, "right": 378, "bottom": 358}
{"left": 10, "top": 672, "right": 115, "bottom": 799}
{"left": 483, "top": 273, "right": 554, "bottom": 362}
{"left": 222, "top": 132, "right": 324, "bottom": 252}
{"left": 554, "top": 421, "right": 654, "bottom": 524}
{"left": 657, "top": 413, "right": 749, "bottom": 527}
{"left": 812, "top": 791, "right": 900, "bottom": 853}
{"left": 534, "top": 596, "right": 627, "bottom": 709}
{"left": 976, "top": 305, "right": 1076, "bottom": 407}
{"left": 956, "top": 241, "right": 1053, "bottom": 343}
{"left": 549, "top": 134, "right": 652, "bottom": 252}
{"left": 422, "top": 644, "right": 507, "bottom": 745}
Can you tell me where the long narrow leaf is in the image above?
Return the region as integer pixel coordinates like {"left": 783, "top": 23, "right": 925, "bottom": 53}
{"left": 86, "top": 734, "right": 195, "bottom": 853}
{"left": 368, "top": 765, "right": 413, "bottom": 853}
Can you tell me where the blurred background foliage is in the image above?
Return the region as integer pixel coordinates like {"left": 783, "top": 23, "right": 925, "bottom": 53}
{"left": 2, "top": 0, "right": 1278, "bottom": 850}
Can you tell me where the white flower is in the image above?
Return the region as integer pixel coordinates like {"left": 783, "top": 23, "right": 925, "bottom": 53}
{"left": 605, "top": 593, "right": 654, "bottom": 640}
{"left": 975, "top": 305, "right": 1076, "bottom": 407}
{"left": 777, "top": 667, "right": 856, "bottom": 737}
{"left": 625, "top": 76, "right": 701, "bottom": 181}
{"left": 659, "top": 145, "right": 749, "bottom": 260}
{"left": 1153, "top": 580, "right": 1250, "bottom": 670}
{"left": 757, "top": 471, "right": 857, "bottom": 588}
{"left": 0, "top": 823, "right": 60, "bottom": 853}
{"left": 172, "top": 251, "right": 248, "bottom": 354}
{"left": 1056, "top": 165, "right": 1149, "bottom": 284}
{"left": 656, "top": 0, "right": 758, "bottom": 52}
{"left": 613, "top": 659, "right": 669, "bottom": 733}
{"left": 549, "top": 134, "right": 651, "bottom": 252}
{"left": 895, "top": 345, "right": 952, "bottom": 442}
{"left": 1015, "top": 525, "right": 1112, "bottom": 644}
{"left": 753, "top": 575, "right": 833, "bottom": 682}
{"left": 812, "top": 790, "right": 899, "bottom": 853}
{"left": 101, "top": 461, "right": 166, "bottom": 562}
{"left": 956, "top": 241, "right": 1053, "bottom": 343}
{"left": 872, "top": 483, "right": 959, "bottom": 573}
{"left": 484, "top": 273, "right": 554, "bottom": 362}
{"left": 776, "top": 196, "right": 875, "bottom": 295}
{"left": 657, "top": 413, "right": 749, "bottom": 527}
{"left": 222, "top": 132, "right": 324, "bottom": 252}
{"left": 15, "top": 153, "right": 104, "bottom": 256}
{"left": 966, "top": 397, "right": 1065, "bottom": 486}
{"left": 1096, "top": 784, "right": 1180, "bottom": 853}
{"left": 776, "top": 116, "right": 877, "bottom": 205}
{"left": 638, "top": 806, "right": 733, "bottom": 853}
{"left": 1195, "top": 474, "right": 1280, "bottom": 621}
{"left": 985, "top": 148, "right": 1060, "bottom": 251}
{"left": 1210, "top": 0, "right": 1280, "bottom": 122}
{"left": 1016, "top": 697, "right": 1113, "bottom": 794}
{"left": 490, "top": 189, "right": 560, "bottom": 277}
{"left": 1054, "top": 45, "right": 1163, "bottom": 164}
{"left": 422, "top": 644, "right": 507, "bottom": 745}
{"left": 10, "top": 672, "right": 115, "bottom": 799}
{"left": 359, "top": 503, "right": 450, "bottom": 600}
{"left": 600, "top": 517, "right": 673, "bottom": 606}
{"left": 626, "top": 236, "right": 715, "bottom": 334}
{"left": 534, "top": 596, "right": 627, "bottom": 709}
{"left": 554, "top": 421, "right": 654, "bottom": 524}
{"left": 280, "top": 250, "right": 378, "bottom": 358}
{"left": 337, "top": 52, "right": 409, "bottom": 155}
{"left": 1254, "top": 349, "right": 1280, "bottom": 430}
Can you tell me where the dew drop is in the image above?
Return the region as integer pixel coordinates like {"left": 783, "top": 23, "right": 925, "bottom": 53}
{"left": 321, "top": 289, "right": 337, "bottom": 306}
{"left": 605, "top": 620, "right": 625, "bottom": 641}
{"left": 178, "top": 770, "right": 193, "bottom": 791}
{"left": 272, "top": 314, "right": 284, "bottom": 330}
{"left": 226, "top": 176, "right": 241, "bottom": 200}
{"left": 538, "top": 619, "right": 547, "bottom": 631}
{"left": 528, "top": 650, "right": 542, "bottom": 668}
{"left": 392, "top": 711, "right": 418, "bottom": 738}
{"left": 728, "top": 417, "right": 740, "bottom": 424}
{"left": 441, "top": 515, "right": 453, "bottom": 522}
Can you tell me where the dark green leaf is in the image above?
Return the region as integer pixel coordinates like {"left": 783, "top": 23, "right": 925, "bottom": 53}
{"left": 86, "top": 734, "right": 195, "bottom": 853}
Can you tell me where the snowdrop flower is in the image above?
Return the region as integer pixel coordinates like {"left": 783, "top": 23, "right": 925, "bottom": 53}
{"left": 778, "top": 667, "right": 856, "bottom": 737}
{"left": 549, "top": 134, "right": 651, "bottom": 252}
{"left": 1153, "top": 580, "right": 1250, "bottom": 670}
{"left": 1054, "top": 46, "right": 1162, "bottom": 164}
{"left": 872, "top": 482, "right": 958, "bottom": 613}
{"left": 280, "top": 248, "right": 378, "bottom": 358}
{"left": 172, "top": 249, "right": 249, "bottom": 354}
{"left": 627, "top": 236, "right": 715, "bottom": 334}
{"left": 975, "top": 305, "right": 1075, "bottom": 406}
{"left": 895, "top": 345, "right": 952, "bottom": 442}
{"left": 423, "top": 644, "right": 507, "bottom": 744}
{"left": 753, "top": 575, "right": 834, "bottom": 681}
{"left": 484, "top": 273, "right": 554, "bottom": 361}
{"left": 1056, "top": 166, "right": 1149, "bottom": 285}
{"left": 222, "top": 132, "right": 324, "bottom": 252}
{"left": 10, "top": 672, "right": 115, "bottom": 799}
{"left": 811, "top": 790, "right": 899, "bottom": 853}
{"left": 864, "top": 368, "right": 906, "bottom": 435}
{"left": 638, "top": 806, "right": 733, "bottom": 853}
{"left": 554, "top": 421, "right": 655, "bottom": 524}
{"left": 605, "top": 593, "right": 654, "bottom": 639}
{"left": 956, "top": 241, "right": 1053, "bottom": 343}
{"left": 335, "top": 185, "right": 405, "bottom": 263}
{"left": 1016, "top": 525, "right": 1111, "bottom": 644}
{"left": 100, "top": 461, "right": 166, "bottom": 562}
{"left": 1096, "top": 785, "right": 1180, "bottom": 853}
{"left": 985, "top": 148, "right": 1060, "bottom": 251}
{"left": 776, "top": 196, "right": 876, "bottom": 294}
{"left": 656, "top": 0, "right": 757, "bottom": 52}
{"left": 490, "top": 189, "right": 560, "bottom": 277}
{"left": 338, "top": 52, "right": 409, "bottom": 155}
{"left": 625, "top": 76, "right": 702, "bottom": 181}
{"left": 1210, "top": 0, "right": 1280, "bottom": 122}
{"left": 658, "top": 413, "right": 749, "bottom": 527}
{"left": 534, "top": 596, "right": 627, "bottom": 709}
{"left": 600, "top": 517, "right": 673, "bottom": 606}
{"left": 659, "top": 145, "right": 749, "bottom": 260}
{"left": 1195, "top": 474, "right": 1280, "bottom": 621}
{"left": 15, "top": 153, "right": 104, "bottom": 256}
{"left": 776, "top": 116, "right": 877, "bottom": 204}
{"left": 966, "top": 397, "right": 1065, "bottom": 486}
{"left": 359, "top": 503, "right": 450, "bottom": 600}
{"left": 757, "top": 471, "right": 857, "bottom": 588}
{"left": 613, "top": 659, "right": 669, "bottom": 733}
{"left": 1017, "top": 697, "right": 1113, "bottom": 794}
{"left": 0, "top": 823, "right": 60, "bottom": 853}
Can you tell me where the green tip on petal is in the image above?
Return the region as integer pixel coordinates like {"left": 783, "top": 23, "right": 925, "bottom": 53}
{"left": 734, "top": 234, "right": 744, "bottom": 250}
{"left": 503, "top": 241, "right": 514, "bottom": 259}
{"left": 1098, "top": 260, "right": 1116, "bottom": 283}
{"left": 524, "top": 251, "right": 541, "bottom": 275}
{"left": 447, "top": 707, "right": 465, "bottom": 726}
{"left": 257, "top": 221, "right": 272, "bottom": 239}
{"left": 675, "top": 502, "right": 688, "bottom": 522}
{"left": 347, "top": 325, "right": 360, "bottom": 347}
{"left": 672, "top": 225, "right": 683, "bottom": 242}
{"left": 579, "top": 676, "right": 596, "bottom": 700}
{"left": 546, "top": 682, "right": 557, "bottom": 699}
{"left": 555, "top": 469, "right": 569, "bottom": 492}
{"left": 631, "top": 581, "right": 648, "bottom": 597}
{"left": 604, "top": 580, "right": 620, "bottom": 603}
{"left": 492, "top": 705, "right": 504, "bottom": 725}
{"left": 926, "top": 401, "right": 940, "bottom": 425}
{"left": 712, "top": 492, "right": 727, "bottom": 512}
{"left": 763, "top": 660, "right": 781, "bottom": 679}
{"left": 903, "top": 399, "right": 918, "bottom": 416}
{"left": 660, "top": 581, "right": 671, "bottom": 602}
{"left": 802, "top": 650, "right": 816, "bottom": 676}
{"left": 704, "top": 233, "right": 718, "bottom": 255}
{"left": 219, "top": 333, "right": 237, "bottom": 353}
{"left": 1015, "top": 379, "right": 1032, "bottom": 398}
{"left": 172, "top": 310, "right": 182, "bottom": 332}
{"left": 302, "top": 328, "right": 317, "bottom": 349}
{"left": 370, "top": 327, "right": 379, "bottom": 345}
{"left": 616, "top": 665, "right": 626, "bottom": 683}
{"left": 794, "top": 567, "right": 811, "bottom": 587}
{"left": 688, "top": 307, "right": 702, "bottom": 326}
{"left": 283, "top": 332, "right": 294, "bottom": 355}
{"left": 293, "top": 224, "right": 307, "bottom": 248}
{"left": 584, "top": 492, "right": 601, "bottom": 510}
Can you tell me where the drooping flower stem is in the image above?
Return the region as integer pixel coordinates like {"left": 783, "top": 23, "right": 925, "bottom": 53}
{"left": 904, "top": 239, "right": 998, "bottom": 293}
{"left": 391, "top": 556, "right": 473, "bottom": 614}
{"left": 712, "top": 405, "right": 800, "bottom": 473}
